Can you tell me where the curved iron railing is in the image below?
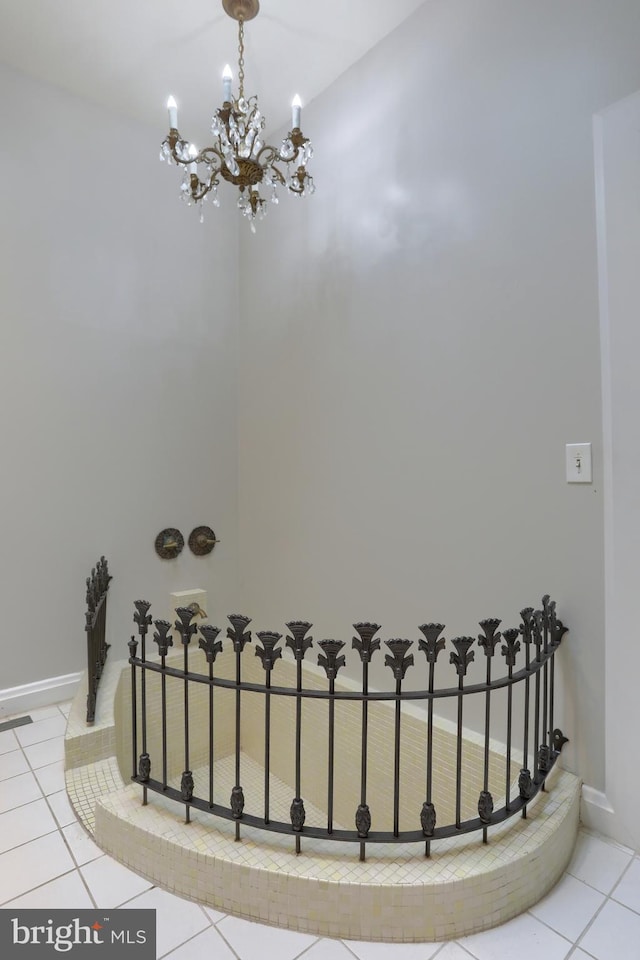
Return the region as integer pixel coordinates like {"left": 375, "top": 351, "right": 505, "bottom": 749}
{"left": 85, "top": 556, "right": 112, "bottom": 724}
{"left": 128, "top": 595, "right": 568, "bottom": 860}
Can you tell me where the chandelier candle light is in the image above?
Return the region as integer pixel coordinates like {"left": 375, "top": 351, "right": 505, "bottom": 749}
{"left": 160, "top": 0, "right": 315, "bottom": 230}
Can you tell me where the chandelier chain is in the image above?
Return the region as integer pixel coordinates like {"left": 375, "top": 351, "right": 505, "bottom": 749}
{"left": 238, "top": 18, "right": 245, "bottom": 101}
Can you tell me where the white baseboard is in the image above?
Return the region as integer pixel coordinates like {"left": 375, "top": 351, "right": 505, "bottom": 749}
{"left": 580, "top": 784, "right": 639, "bottom": 850}
{"left": 0, "top": 672, "right": 83, "bottom": 719}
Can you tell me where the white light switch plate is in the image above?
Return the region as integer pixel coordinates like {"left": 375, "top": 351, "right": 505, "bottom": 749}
{"left": 566, "top": 443, "right": 592, "bottom": 483}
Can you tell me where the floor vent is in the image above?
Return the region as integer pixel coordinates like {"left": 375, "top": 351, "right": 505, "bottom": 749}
{"left": 0, "top": 715, "right": 33, "bottom": 733}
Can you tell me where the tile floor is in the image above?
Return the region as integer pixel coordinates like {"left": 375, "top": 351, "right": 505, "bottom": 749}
{"left": 1, "top": 702, "right": 640, "bottom": 960}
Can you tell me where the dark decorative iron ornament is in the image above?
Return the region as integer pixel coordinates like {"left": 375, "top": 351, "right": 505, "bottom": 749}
{"left": 553, "top": 729, "right": 569, "bottom": 752}
{"left": 174, "top": 607, "right": 198, "bottom": 646}
{"left": 384, "top": 639, "right": 414, "bottom": 680}
{"left": 230, "top": 785, "right": 245, "bottom": 819}
{"left": 198, "top": 624, "right": 223, "bottom": 663}
{"left": 290, "top": 797, "right": 306, "bottom": 832}
{"left": 153, "top": 620, "right": 174, "bottom": 658}
{"left": 227, "top": 614, "right": 252, "bottom": 653}
{"left": 160, "top": 0, "right": 315, "bottom": 229}
{"left": 181, "top": 770, "right": 194, "bottom": 802}
{"left": 519, "top": 768, "right": 535, "bottom": 801}
{"left": 318, "top": 639, "right": 346, "bottom": 680}
{"left": 286, "top": 621, "right": 313, "bottom": 661}
{"left": 352, "top": 623, "right": 382, "bottom": 663}
{"left": 501, "top": 627, "right": 521, "bottom": 667}
{"left": 133, "top": 600, "right": 153, "bottom": 636}
{"left": 478, "top": 790, "right": 494, "bottom": 824}
{"left": 138, "top": 753, "right": 151, "bottom": 783}
{"left": 538, "top": 744, "right": 551, "bottom": 775}
{"left": 255, "top": 631, "right": 283, "bottom": 672}
{"left": 478, "top": 619, "right": 502, "bottom": 657}
{"left": 531, "top": 610, "right": 544, "bottom": 650}
{"left": 520, "top": 607, "right": 535, "bottom": 645}
{"left": 418, "top": 623, "right": 446, "bottom": 664}
{"left": 420, "top": 802, "right": 437, "bottom": 837}
{"left": 450, "top": 637, "right": 475, "bottom": 677}
{"left": 356, "top": 803, "right": 372, "bottom": 838}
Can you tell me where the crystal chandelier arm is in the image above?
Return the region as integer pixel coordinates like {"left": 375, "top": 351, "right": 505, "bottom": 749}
{"left": 165, "top": 137, "right": 220, "bottom": 172}
{"left": 255, "top": 135, "right": 308, "bottom": 168}
{"left": 190, "top": 174, "right": 219, "bottom": 202}
{"left": 287, "top": 169, "right": 306, "bottom": 195}
{"left": 198, "top": 147, "right": 225, "bottom": 169}
{"left": 267, "top": 164, "right": 287, "bottom": 186}
{"left": 254, "top": 143, "right": 280, "bottom": 166}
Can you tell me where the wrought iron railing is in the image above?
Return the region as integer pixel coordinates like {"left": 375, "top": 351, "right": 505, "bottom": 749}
{"left": 85, "top": 557, "right": 112, "bottom": 724}
{"left": 128, "top": 595, "right": 568, "bottom": 860}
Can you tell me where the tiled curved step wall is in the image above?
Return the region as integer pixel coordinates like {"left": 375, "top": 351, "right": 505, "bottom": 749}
{"left": 64, "top": 655, "right": 581, "bottom": 941}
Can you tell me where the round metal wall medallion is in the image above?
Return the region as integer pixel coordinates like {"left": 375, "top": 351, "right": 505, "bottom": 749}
{"left": 155, "top": 528, "right": 184, "bottom": 560}
{"left": 189, "top": 526, "right": 219, "bottom": 556}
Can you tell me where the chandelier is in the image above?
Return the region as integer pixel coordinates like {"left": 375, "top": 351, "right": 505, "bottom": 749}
{"left": 160, "top": 0, "right": 315, "bottom": 230}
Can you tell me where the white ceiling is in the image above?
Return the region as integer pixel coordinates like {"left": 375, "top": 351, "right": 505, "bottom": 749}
{"left": 0, "top": 0, "right": 426, "bottom": 138}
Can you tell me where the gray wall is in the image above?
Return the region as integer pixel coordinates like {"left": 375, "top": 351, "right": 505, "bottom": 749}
{"left": 0, "top": 64, "right": 240, "bottom": 690}
{"left": 237, "top": 0, "right": 640, "bottom": 791}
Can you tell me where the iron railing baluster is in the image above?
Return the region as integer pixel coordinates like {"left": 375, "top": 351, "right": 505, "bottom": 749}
{"left": 175, "top": 607, "right": 198, "bottom": 824}
{"left": 353, "top": 623, "right": 382, "bottom": 861}
{"left": 418, "top": 623, "right": 446, "bottom": 857}
{"left": 256, "top": 632, "right": 283, "bottom": 825}
{"left": 519, "top": 608, "right": 534, "bottom": 817}
{"left": 478, "top": 620, "right": 501, "bottom": 841}
{"left": 128, "top": 636, "right": 138, "bottom": 783}
{"left": 286, "top": 621, "right": 313, "bottom": 854}
{"left": 450, "top": 637, "right": 475, "bottom": 829}
{"left": 85, "top": 558, "right": 112, "bottom": 725}
{"left": 199, "top": 624, "right": 222, "bottom": 808}
{"left": 227, "top": 615, "right": 252, "bottom": 841}
{"left": 134, "top": 601, "right": 152, "bottom": 806}
{"left": 318, "top": 640, "right": 346, "bottom": 835}
{"left": 153, "top": 619, "right": 173, "bottom": 791}
{"left": 501, "top": 628, "right": 521, "bottom": 811}
{"left": 385, "top": 639, "right": 414, "bottom": 837}
{"left": 532, "top": 610, "right": 543, "bottom": 786}
{"left": 540, "top": 596, "right": 551, "bottom": 789}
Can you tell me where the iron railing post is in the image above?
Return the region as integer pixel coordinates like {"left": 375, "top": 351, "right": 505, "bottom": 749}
{"left": 256, "top": 632, "right": 283, "bottom": 824}
{"left": 175, "top": 607, "right": 198, "bottom": 824}
{"left": 384, "top": 640, "right": 414, "bottom": 837}
{"left": 501, "top": 628, "right": 521, "bottom": 811}
{"left": 318, "top": 640, "right": 346, "bottom": 835}
{"left": 227, "top": 615, "right": 252, "bottom": 840}
{"left": 286, "top": 621, "right": 313, "bottom": 854}
{"left": 418, "top": 623, "right": 446, "bottom": 857}
{"left": 450, "top": 637, "right": 475, "bottom": 829}
{"left": 353, "top": 623, "right": 382, "bottom": 860}
{"left": 198, "top": 623, "right": 223, "bottom": 808}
